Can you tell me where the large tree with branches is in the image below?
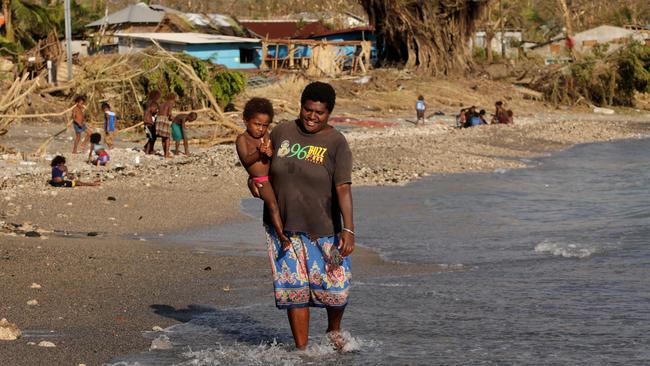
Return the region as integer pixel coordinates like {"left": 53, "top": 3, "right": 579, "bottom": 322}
{"left": 360, "top": 0, "right": 490, "bottom": 75}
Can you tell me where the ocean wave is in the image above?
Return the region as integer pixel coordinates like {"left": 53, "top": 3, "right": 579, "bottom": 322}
{"left": 534, "top": 240, "right": 599, "bottom": 258}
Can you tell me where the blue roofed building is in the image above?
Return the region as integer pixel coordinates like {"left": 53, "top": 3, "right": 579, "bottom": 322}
{"left": 115, "top": 32, "right": 262, "bottom": 69}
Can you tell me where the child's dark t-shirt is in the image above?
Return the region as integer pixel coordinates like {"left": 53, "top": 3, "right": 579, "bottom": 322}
{"left": 266, "top": 120, "right": 352, "bottom": 237}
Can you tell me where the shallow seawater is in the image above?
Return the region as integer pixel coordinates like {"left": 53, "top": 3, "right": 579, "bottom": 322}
{"left": 110, "top": 138, "right": 650, "bottom": 365}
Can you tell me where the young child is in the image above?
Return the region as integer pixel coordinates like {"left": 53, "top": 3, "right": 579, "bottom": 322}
{"left": 71, "top": 95, "right": 91, "bottom": 154}
{"left": 50, "top": 155, "right": 99, "bottom": 187}
{"left": 88, "top": 133, "right": 110, "bottom": 166}
{"left": 415, "top": 95, "right": 426, "bottom": 125}
{"left": 102, "top": 102, "right": 116, "bottom": 148}
{"left": 144, "top": 90, "right": 161, "bottom": 155}
{"left": 235, "top": 98, "right": 291, "bottom": 249}
{"left": 156, "top": 93, "right": 176, "bottom": 158}
{"left": 172, "top": 112, "right": 197, "bottom": 156}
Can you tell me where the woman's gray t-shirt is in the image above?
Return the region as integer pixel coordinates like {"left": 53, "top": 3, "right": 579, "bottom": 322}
{"left": 265, "top": 120, "right": 352, "bottom": 237}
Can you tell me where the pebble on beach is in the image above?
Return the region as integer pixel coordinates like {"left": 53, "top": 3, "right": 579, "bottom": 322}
{"left": 38, "top": 341, "right": 56, "bottom": 348}
{"left": 0, "top": 318, "right": 21, "bottom": 340}
{"left": 30, "top": 282, "right": 42, "bottom": 289}
{"left": 27, "top": 299, "right": 39, "bottom": 306}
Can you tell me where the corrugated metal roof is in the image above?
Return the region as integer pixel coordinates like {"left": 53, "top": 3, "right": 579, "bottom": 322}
{"left": 87, "top": 2, "right": 180, "bottom": 27}
{"left": 115, "top": 32, "right": 260, "bottom": 45}
{"left": 185, "top": 13, "right": 234, "bottom": 28}
{"left": 299, "top": 26, "right": 374, "bottom": 39}
{"left": 240, "top": 21, "right": 331, "bottom": 39}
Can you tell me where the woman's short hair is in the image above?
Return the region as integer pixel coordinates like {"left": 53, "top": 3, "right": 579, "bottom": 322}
{"left": 301, "top": 82, "right": 336, "bottom": 113}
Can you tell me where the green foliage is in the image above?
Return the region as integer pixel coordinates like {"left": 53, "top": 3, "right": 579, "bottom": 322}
{"left": 615, "top": 42, "right": 650, "bottom": 105}
{"left": 546, "top": 42, "right": 650, "bottom": 106}
{"left": 210, "top": 70, "right": 246, "bottom": 106}
{"left": 142, "top": 53, "right": 246, "bottom": 108}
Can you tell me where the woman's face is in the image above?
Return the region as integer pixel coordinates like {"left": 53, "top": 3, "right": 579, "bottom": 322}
{"left": 299, "top": 100, "right": 330, "bottom": 134}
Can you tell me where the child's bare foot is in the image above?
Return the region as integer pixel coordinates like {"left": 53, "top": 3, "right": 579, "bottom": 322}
{"left": 326, "top": 331, "right": 346, "bottom": 351}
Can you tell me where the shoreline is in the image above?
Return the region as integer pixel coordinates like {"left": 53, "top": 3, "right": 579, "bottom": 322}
{"left": 1, "top": 114, "right": 649, "bottom": 365}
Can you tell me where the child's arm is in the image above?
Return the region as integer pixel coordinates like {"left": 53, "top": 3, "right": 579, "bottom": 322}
{"left": 235, "top": 135, "right": 263, "bottom": 168}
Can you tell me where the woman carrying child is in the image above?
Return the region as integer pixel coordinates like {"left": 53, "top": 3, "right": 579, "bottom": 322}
{"left": 88, "top": 133, "right": 110, "bottom": 166}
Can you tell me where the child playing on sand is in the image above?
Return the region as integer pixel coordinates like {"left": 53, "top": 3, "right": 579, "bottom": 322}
{"left": 71, "top": 96, "right": 91, "bottom": 154}
{"left": 172, "top": 112, "right": 197, "bottom": 156}
{"left": 235, "top": 98, "right": 291, "bottom": 249}
{"left": 102, "top": 102, "right": 116, "bottom": 148}
{"left": 88, "top": 133, "right": 110, "bottom": 166}
{"left": 50, "top": 155, "right": 99, "bottom": 187}
{"left": 415, "top": 95, "right": 426, "bottom": 125}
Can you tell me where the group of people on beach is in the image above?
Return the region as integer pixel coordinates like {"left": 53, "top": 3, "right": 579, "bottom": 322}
{"left": 50, "top": 90, "right": 197, "bottom": 188}
{"left": 414, "top": 96, "right": 514, "bottom": 127}
{"left": 142, "top": 90, "right": 197, "bottom": 159}
{"left": 456, "top": 101, "right": 514, "bottom": 128}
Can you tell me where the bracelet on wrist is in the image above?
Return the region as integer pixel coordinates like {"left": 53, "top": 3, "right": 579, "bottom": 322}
{"left": 341, "top": 227, "right": 355, "bottom": 236}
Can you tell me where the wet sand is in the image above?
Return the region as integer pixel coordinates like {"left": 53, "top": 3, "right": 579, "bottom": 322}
{"left": 1, "top": 113, "right": 649, "bottom": 365}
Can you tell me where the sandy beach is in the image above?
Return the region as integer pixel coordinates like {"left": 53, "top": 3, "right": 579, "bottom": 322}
{"left": 1, "top": 109, "right": 649, "bottom": 365}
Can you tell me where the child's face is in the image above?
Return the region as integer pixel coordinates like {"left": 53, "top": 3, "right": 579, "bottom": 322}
{"left": 245, "top": 113, "right": 271, "bottom": 139}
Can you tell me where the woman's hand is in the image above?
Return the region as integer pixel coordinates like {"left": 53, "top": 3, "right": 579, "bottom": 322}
{"left": 338, "top": 231, "right": 355, "bottom": 257}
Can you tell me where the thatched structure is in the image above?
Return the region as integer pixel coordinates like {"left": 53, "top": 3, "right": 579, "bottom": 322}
{"left": 360, "top": 0, "right": 490, "bottom": 75}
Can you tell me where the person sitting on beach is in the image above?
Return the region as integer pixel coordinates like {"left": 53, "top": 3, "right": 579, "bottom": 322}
{"left": 493, "top": 101, "right": 511, "bottom": 124}
{"left": 506, "top": 109, "right": 514, "bottom": 124}
{"left": 156, "top": 93, "right": 176, "bottom": 158}
{"left": 172, "top": 112, "right": 197, "bottom": 156}
{"left": 415, "top": 95, "right": 426, "bottom": 125}
{"left": 71, "top": 95, "right": 91, "bottom": 154}
{"left": 456, "top": 108, "right": 467, "bottom": 128}
{"left": 102, "top": 102, "right": 116, "bottom": 149}
{"left": 88, "top": 133, "right": 110, "bottom": 166}
{"left": 466, "top": 106, "right": 483, "bottom": 127}
{"left": 143, "top": 90, "right": 161, "bottom": 155}
{"left": 50, "top": 155, "right": 99, "bottom": 187}
{"left": 235, "top": 97, "right": 291, "bottom": 249}
{"left": 479, "top": 109, "right": 489, "bottom": 125}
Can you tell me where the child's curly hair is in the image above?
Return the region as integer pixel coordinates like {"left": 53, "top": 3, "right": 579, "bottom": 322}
{"left": 243, "top": 97, "right": 274, "bottom": 122}
{"left": 51, "top": 155, "right": 66, "bottom": 167}
{"left": 90, "top": 132, "right": 102, "bottom": 144}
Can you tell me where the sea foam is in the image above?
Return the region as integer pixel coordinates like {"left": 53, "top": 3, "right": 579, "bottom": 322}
{"left": 534, "top": 240, "right": 599, "bottom": 258}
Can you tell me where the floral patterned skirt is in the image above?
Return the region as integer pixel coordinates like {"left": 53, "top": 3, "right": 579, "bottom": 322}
{"left": 266, "top": 226, "right": 351, "bottom": 309}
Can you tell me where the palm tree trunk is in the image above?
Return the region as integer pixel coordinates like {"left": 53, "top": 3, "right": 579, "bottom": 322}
{"left": 360, "top": 0, "right": 490, "bottom": 75}
{"left": 2, "top": 0, "right": 13, "bottom": 42}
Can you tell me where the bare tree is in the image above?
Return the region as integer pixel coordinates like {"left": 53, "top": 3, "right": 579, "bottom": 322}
{"left": 360, "top": 0, "right": 490, "bottom": 75}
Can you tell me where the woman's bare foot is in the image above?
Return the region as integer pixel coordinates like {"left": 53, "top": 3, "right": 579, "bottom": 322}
{"left": 326, "top": 331, "right": 345, "bottom": 351}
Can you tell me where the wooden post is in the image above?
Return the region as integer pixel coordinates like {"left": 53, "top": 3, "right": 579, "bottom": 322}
{"left": 274, "top": 44, "right": 279, "bottom": 70}
{"left": 288, "top": 42, "right": 295, "bottom": 68}
{"left": 260, "top": 41, "right": 268, "bottom": 70}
